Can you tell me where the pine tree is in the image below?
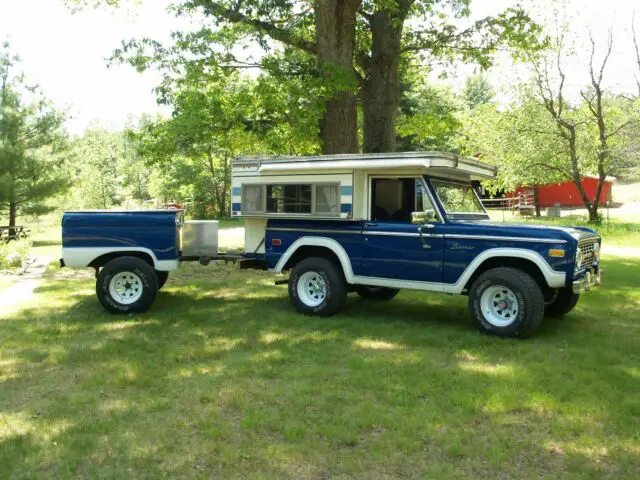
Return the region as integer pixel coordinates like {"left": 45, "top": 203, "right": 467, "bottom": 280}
{"left": 0, "top": 41, "right": 69, "bottom": 227}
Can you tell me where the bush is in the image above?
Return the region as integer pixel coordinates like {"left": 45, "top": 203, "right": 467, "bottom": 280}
{"left": 0, "top": 240, "right": 32, "bottom": 270}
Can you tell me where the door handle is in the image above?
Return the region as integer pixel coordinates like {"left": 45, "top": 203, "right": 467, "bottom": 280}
{"left": 417, "top": 224, "right": 433, "bottom": 249}
{"left": 364, "top": 222, "right": 377, "bottom": 227}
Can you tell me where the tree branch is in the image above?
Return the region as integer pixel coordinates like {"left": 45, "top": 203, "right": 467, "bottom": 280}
{"left": 608, "top": 119, "right": 638, "bottom": 138}
{"left": 196, "top": 1, "right": 317, "bottom": 54}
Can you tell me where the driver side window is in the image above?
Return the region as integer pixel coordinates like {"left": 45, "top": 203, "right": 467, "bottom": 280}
{"left": 370, "top": 177, "right": 437, "bottom": 223}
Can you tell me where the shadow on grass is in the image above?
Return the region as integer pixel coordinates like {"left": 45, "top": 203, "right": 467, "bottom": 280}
{"left": 1, "top": 258, "right": 639, "bottom": 478}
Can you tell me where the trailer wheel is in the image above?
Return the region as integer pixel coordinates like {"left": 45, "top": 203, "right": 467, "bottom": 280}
{"left": 96, "top": 256, "right": 158, "bottom": 314}
{"left": 289, "top": 257, "right": 346, "bottom": 316}
{"left": 155, "top": 270, "right": 169, "bottom": 290}
{"left": 355, "top": 286, "right": 399, "bottom": 301}
{"left": 468, "top": 267, "right": 544, "bottom": 338}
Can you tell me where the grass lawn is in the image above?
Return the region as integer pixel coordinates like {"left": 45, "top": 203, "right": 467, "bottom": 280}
{"left": 1, "top": 222, "right": 639, "bottom": 478}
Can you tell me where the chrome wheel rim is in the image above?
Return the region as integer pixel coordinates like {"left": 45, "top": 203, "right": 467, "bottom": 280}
{"left": 297, "top": 271, "right": 327, "bottom": 307}
{"left": 480, "top": 285, "right": 519, "bottom": 327}
{"left": 109, "top": 272, "right": 144, "bottom": 305}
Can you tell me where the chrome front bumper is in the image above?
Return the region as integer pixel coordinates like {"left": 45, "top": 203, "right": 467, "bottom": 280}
{"left": 572, "top": 269, "right": 601, "bottom": 294}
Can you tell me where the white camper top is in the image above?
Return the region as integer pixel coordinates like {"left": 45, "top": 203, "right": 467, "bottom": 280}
{"left": 231, "top": 152, "right": 497, "bottom": 253}
{"left": 233, "top": 151, "right": 497, "bottom": 181}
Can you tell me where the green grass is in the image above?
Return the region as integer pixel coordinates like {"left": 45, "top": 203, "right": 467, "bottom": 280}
{"left": 217, "top": 217, "right": 245, "bottom": 229}
{"left": 1, "top": 248, "right": 639, "bottom": 478}
{"left": 1, "top": 216, "right": 639, "bottom": 477}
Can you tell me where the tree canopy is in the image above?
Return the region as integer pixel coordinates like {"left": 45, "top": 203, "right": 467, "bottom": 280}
{"left": 107, "top": 0, "right": 543, "bottom": 154}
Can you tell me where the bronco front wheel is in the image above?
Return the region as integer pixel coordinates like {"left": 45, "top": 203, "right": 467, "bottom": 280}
{"left": 545, "top": 287, "right": 580, "bottom": 317}
{"left": 469, "top": 267, "right": 544, "bottom": 338}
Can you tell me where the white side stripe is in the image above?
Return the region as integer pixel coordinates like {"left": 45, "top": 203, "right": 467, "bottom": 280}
{"left": 63, "top": 247, "right": 180, "bottom": 271}
{"left": 273, "top": 239, "right": 567, "bottom": 292}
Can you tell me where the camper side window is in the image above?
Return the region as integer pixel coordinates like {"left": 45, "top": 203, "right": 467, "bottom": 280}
{"left": 241, "top": 185, "right": 265, "bottom": 214}
{"left": 315, "top": 184, "right": 340, "bottom": 214}
{"left": 241, "top": 183, "right": 341, "bottom": 216}
{"left": 267, "top": 185, "right": 312, "bottom": 214}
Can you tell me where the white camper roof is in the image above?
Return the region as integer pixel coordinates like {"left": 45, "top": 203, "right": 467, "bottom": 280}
{"left": 234, "top": 151, "right": 497, "bottom": 181}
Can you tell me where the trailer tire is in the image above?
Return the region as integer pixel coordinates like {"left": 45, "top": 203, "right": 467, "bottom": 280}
{"left": 355, "top": 286, "right": 399, "bottom": 301}
{"left": 289, "top": 257, "right": 346, "bottom": 316}
{"left": 96, "top": 256, "right": 158, "bottom": 314}
{"left": 469, "top": 267, "right": 544, "bottom": 338}
{"left": 156, "top": 270, "right": 169, "bottom": 290}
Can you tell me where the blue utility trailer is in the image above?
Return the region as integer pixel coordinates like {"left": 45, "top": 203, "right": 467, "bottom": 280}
{"left": 61, "top": 152, "right": 601, "bottom": 338}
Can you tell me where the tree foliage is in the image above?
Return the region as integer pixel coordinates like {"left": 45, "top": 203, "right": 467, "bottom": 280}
{"left": 463, "top": 73, "right": 495, "bottom": 110}
{"left": 461, "top": 33, "right": 640, "bottom": 222}
{"left": 68, "top": 127, "right": 151, "bottom": 210}
{"left": 129, "top": 66, "right": 320, "bottom": 218}
{"left": 105, "top": 0, "right": 543, "bottom": 154}
{"left": 0, "top": 42, "right": 69, "bottom": 226}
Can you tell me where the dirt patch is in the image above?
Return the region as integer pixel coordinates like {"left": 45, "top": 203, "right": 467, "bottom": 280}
{"left": 0, "top": 256, "right": 51, "bottom": 311}
{"left": 52, "top": 268, "right": 95, "bottom": 280}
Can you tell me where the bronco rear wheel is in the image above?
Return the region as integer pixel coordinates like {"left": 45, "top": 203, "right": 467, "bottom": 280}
{"left": 469, "top": 267, "right": 544, "bottom": 338}
{"left": 289, "top": 257, "right": 346, "bottom": 316}
{"left": 97, "top": 256, "right": 158, "bottom": 314}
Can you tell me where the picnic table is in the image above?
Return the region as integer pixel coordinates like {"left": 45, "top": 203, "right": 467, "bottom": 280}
{"left": 0, "top": 226, "right": 30, "bottom": 243}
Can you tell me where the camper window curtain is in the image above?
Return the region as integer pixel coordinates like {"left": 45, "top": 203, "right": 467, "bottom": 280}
{"left": 242, "top": 185, "right": 264, "bottom": 213}
{"left": 315, "top": 184, "right": 340, "bottom": 214}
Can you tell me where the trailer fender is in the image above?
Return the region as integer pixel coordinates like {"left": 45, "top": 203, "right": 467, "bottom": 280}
{"left": 62, "top": 246, "right": 180, "bottom": 271}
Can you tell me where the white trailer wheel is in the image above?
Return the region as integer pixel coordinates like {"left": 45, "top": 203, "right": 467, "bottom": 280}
{"left": 109, "top": 272, "right": 144, "bottom": 305}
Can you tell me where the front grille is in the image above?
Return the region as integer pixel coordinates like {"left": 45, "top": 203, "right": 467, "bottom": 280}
{"left": 578, "top": 237, "right": 600, "bottom": 270}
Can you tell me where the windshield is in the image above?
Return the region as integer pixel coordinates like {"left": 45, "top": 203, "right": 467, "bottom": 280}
{"left": 431, "top": 181, "right": 487, "bottom": 217}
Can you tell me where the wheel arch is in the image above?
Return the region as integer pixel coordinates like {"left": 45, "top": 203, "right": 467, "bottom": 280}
{"left": 274, "top": 237, "right": 354, "bottom": 283}
{"left": 89, "top": 250, "right": 155, "bottom": 269}
{"left": 459, "top": 249, "right": 565, "bottom": 294}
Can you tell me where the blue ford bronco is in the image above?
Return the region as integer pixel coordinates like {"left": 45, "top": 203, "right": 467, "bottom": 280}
{"left": 61, "top": 152, "right": 601, "bottom": 338}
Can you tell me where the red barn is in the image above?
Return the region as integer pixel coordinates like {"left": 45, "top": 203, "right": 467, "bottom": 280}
{"left": 513, "top": 176, "right": 615, "bottom": 208}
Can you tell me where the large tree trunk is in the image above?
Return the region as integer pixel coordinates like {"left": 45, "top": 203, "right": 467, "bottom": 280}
{"left": 361, "top": 8, "right": 405, "bottom": 153}
{"left": 315, "top": 0, "right": 360, "bottom": 154}
{"left": 533, "top": 186, "right": 541, "bottom": 217}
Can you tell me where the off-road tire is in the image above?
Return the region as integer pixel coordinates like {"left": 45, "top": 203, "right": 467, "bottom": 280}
{"left": 544, "top": 287, "right": 580, "bottom": 317}
{"left": 355, "top": 286, "right": 400, "bottom": 301}
{"left": 469, "top": 267, "right": 544, "bottom": 338}
{"left": 96, "top": 256, "right": 158, "bottom": 314}
{"left": 156, "top": 270, "right": 169, "bottom": 290}
{"left": 288, "top": 257, "right": 347, "bottom": 316}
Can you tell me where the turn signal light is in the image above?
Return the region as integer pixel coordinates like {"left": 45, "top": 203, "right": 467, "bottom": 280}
{"left": 549, "top": 249, "right": 565, "bottom": 258}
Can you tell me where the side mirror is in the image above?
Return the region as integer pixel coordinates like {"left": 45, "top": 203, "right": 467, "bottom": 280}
{"left": 411, "top": 210, "right": 437, "bottom": 225}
